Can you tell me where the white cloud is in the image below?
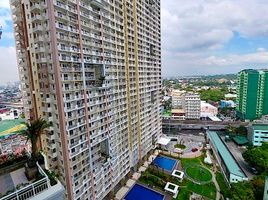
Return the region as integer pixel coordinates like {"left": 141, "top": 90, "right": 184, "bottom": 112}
{"left": 162, "top": 49, "right": 268, "bottom": 76}
{"left": 0, "top": 0, "right": 10, "bottom": 9}
{"left": 0, "top": 46, "right": 19, "bottom": 84}
{"left": 162, "top": 0, "right": 268, "bottom": 76}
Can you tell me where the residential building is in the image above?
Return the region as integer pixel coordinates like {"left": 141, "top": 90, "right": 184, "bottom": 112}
{"left": 207, "top": 131, "right": 248, "bottom": 184}
{"left": 248, "top": 116, "right": 268, "bottom": 146}
{"left": 200, "top": 101, "right": 218, "bottom": 118}
{"left": 171, "top": 89, "right": 184, "bottom": 109}
{"left": 10, "top": 0, "right": 161, "bottom": 200}
{"left": 182, "top": 93, "right": 200, "bottom": 120}
{"left": 236, "top": 69, "right": 268, "bottom": 120}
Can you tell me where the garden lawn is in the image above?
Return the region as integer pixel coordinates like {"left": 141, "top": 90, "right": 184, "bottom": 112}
{"left": 187, "top": 181, "right": 216, "bottom": 199}
{"left": 174, "top": 144, "right": 186, "bottom": 149}
{"left": 186, "top": 165, "right": 212, "bottom": 182}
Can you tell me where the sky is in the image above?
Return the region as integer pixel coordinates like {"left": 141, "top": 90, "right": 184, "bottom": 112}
{"left": 1, "top": 0, "right": 268, "bottom": 84}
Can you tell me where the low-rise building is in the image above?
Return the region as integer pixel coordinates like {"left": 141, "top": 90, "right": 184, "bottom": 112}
{"left": 247, "top": 115, "right": 268, "bottom": 146}
{"left": 248, "top": 124, "right": 268, "bottom": 146}
{"left": 171, "top": 109, "right": 186, "bottom": 120}
{"left": 200, "top": 101, "right": 218, "bottom": 118}
{"left": 207, "top": 131, "right": 248, "bottom": 184}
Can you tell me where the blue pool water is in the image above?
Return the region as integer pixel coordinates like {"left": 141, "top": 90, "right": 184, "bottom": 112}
{"left": 153, "top": 155, "right": 176, "bottom": 171}
{"left": 125, "top": 184, "right": 164, "bottom": 200}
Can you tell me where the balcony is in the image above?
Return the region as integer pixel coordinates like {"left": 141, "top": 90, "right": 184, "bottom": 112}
{"left": 0, "top": 162, "right": 64, "bottom": 200}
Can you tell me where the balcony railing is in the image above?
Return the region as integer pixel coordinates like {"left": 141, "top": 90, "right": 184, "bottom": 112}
{"left": 1, "top": 163, "right": 51, "bottom": 200}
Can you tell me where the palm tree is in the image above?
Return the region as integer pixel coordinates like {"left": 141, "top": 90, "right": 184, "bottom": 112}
{"left": 21, "top": 118, "right": 51, "bottom": 158}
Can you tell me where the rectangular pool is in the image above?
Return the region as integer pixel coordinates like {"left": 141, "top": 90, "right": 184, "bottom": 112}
{"left": 124, "top": 184, "right": 164, "bottom": 200}
{"left": 153, "top": 155, "right": 177, "bottom": 172}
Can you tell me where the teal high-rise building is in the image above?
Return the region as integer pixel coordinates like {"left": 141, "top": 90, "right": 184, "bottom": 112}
{"left": 236, "top": 69, "right": 268, "bottom": 120}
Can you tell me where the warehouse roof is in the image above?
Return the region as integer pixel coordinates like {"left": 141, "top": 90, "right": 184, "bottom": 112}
{"left": 207, "top": 131, "right": 246, "bottom": 178}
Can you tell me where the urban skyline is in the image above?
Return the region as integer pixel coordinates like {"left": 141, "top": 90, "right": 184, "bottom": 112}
{"left": 2, "top": 0, "right": 268, "bottom": 84}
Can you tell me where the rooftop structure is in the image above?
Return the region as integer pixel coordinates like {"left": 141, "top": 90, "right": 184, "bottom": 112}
{"left": 207, "top": 131, "right": 248, "bottom": 183}
{"left": 232, "top": 136, "right": 249, "bottom": 146}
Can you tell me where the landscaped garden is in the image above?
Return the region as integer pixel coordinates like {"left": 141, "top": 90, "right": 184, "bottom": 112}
{"left": 139, "top": 153, "right": 217, "bottom": 200}
{"left": 174, "top": 144, "right": 186, "bottom": 149}
{"left": 185, "top": 165, "right": 212, "bottom": 183}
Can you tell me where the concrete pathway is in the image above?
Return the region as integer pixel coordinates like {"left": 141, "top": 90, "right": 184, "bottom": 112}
{"left": 200, "top": 153, "right": 221, "bottom": 200}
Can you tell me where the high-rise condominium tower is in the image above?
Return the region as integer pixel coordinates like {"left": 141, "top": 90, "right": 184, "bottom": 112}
{"left": 10, "top": 0, "right": 161, "bottom": 199}
{"left": 236, "top": 69, "right": 268, "bottom": 120}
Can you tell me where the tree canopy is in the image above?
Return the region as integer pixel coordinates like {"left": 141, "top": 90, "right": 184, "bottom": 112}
{"left": 199, "top": 88, "right": 228, "bottom": 102}
{"left": 242, "top": 143, "right": 268, "bottom": 175}
{"left": 230, "top": 181, "right": 255, "bottom": 200}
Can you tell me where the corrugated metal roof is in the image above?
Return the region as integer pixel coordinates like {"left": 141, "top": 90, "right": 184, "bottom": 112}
{"left": 252, "top": 124, "right": 268, "bottom": 131}
{"left": 207, "top": 131, "right": 246, "bottom": 178}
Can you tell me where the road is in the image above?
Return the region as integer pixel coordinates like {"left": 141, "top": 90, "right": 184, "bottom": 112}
{"left": 223, "top": 140, "right": 254, "bottom": 179}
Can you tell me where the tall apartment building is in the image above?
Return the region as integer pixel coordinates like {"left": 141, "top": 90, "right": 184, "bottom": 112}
{"left": 10, "top": 0, "right": 161, "bottom": 199}
{"left": 182, "top": 93, "right": 200, "bottom": 120}
{"left": 236, "top": 69, "right": 268, "bottom": 120}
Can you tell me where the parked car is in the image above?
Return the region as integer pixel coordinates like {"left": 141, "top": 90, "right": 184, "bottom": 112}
{"left": 251, "top": 167, "right": 258, "bottom": 175}
{"left": 191, "top": 148, "right": 198, "bottom": 152}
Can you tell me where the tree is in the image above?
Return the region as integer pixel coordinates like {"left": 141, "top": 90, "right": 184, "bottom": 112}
{"left": 251, "top": 176, "right": 265, "bottom": 200}
{"left": 20, "top": 118, "right": 51, "bottom": 158}
{"left": 230, "top": 181, "right": 255, "bottom": 200}
{"left": 235, "top": 125, "right": 247, "bottom": 135}
{"left": 242, "top": 143, "right": 268, "bottom": 175}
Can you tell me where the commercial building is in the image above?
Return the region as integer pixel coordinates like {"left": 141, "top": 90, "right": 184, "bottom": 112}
{"left": 207, "top": 131, "right": 248, "bottom": 184}
{"left": 236, "top": 69, "right": 268, "bottom": 120}
{"left": 182, "top": 93, "right": 200, "bottom": 120}
{"left": 200, "top": 101, "right": 218, "bottom": 118}
{"left": 248, "top": 116, "right": 268, "bottom": 146}
{"left": 11, "top": 0, "right": 161, "bottom": 200}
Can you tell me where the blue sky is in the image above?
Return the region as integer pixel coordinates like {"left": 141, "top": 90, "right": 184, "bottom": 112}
{"left": 1, "top": 0, "right": 268, "bottom": 84}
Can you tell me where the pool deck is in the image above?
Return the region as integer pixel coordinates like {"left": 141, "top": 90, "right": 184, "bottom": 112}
{"left": 153, "top": 154, "right": 180, "bottom": 173}
{"left": 115, "top": 150, "right": 174, "bottom": 200}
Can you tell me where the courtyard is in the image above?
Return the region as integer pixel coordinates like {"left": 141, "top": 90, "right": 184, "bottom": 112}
{"left": 137, "top": 152, "right": 217, "bottom": 200}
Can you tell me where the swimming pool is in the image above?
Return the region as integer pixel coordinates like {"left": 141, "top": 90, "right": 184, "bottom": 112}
{"left": 153, "top": 155, "right": 177, "bottom": 172}
{"left": 124, "top": 184, "right": 164, "bottom": 200}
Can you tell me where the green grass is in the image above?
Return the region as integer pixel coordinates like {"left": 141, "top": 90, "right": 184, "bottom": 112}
{"left": 176, "top": 188, "right": 190, "bottom": 200}
{"left": 174, "top": 144, "right": 186, "bottom": 149}
{"left": 216, "top": 172, "right": 231, "bottom": 198}
{"left": 187, "top": 181, "right": 216, "bottom": 199}
{"left": 163, "top": 109, "right": 172, "bottom": 117}
{"left": 186, "top": 165, "right": 212, "bottom": 182}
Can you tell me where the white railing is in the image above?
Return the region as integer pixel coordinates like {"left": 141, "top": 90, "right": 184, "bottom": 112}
{"left": 1, "top": 163, "right": 51, "bottom": 200}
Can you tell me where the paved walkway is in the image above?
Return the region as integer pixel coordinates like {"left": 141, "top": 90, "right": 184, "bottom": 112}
{"left": 200, "top": 153, "right": 221, "bottom": 200}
